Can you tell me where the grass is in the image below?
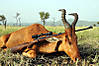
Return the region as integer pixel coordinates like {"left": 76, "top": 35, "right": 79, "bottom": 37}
{"left": 0, "top": 25, "right": 99, "bottom": 66}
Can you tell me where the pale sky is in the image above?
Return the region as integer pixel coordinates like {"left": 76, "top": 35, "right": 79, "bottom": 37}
{"left": 0, "top": 0, "right": 99, "bottom": 23}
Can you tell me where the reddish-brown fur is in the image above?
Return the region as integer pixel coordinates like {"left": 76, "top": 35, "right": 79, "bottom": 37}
{"left": 0, "top": 23, "right": 80, "bottom": 62}
{"left": 0, "top": 9, "right": 82, "bottom": 62}
{"left": 0, "top": 24, "right": 50, "bottom": 48}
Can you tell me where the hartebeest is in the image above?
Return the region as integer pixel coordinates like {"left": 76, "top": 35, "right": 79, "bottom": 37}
{"left": 0, "top": 9, "right": 92, "bottom": 62}
{"left": 22, "top": 9, "right": 81, "bottom": 62}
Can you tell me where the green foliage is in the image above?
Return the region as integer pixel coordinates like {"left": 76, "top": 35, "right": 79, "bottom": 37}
{"left": 97, "top": 22, "right": 99, "bottom": 24}
{"left": 0, "top": 26, "right": 99, "bottom": 65}
{"left": 0, "top": 15, "right": 7, "bottom": 29}
{"left": 39, "top": 12, "right": 45, "bottom": 20}
{"left": 45, "top": 12, "right": 50, "bottom": 19}
{"left": 93, "top": 24, "right": 96, "bottom": 26}
{"left": 39, "top": 12, "right": 50, "bottom": 25}
{"left": 0, "top": 15, "right": 6, "bottom": 21}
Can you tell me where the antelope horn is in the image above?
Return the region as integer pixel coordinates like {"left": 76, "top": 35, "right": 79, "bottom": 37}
{"left": 58, "top": 9, "right": 70, "bottom": 29}
{"left": 69, "top": 13, "right": 78, "bottom": 30}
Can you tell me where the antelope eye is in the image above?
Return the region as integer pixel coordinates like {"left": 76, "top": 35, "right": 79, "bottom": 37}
{"left": 66, "top": 35, "right": 68, "bottom": 38}
{"left": 69, "top": 41, "right": 72, "bottom": 45}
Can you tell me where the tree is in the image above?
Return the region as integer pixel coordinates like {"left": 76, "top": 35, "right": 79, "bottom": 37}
{"left": 97, "top": 22, "right": 99, "bottom": 25}
{"left": 39, "top": 12, "right": 50, "bottom": 25}
{"left": 52, "top": 17, "right": 56, "bottom": 26}
{"left": 93, "top": 24, "right": 96, "bottom": 26}
{"left": 0, "top": 15, "right": 7, "bottom": 29}
{"left": 18, "top": 17, "right": 21, "bottom": 26}
{"left": 15, "top": 12, "right": 21, "bottom": 26}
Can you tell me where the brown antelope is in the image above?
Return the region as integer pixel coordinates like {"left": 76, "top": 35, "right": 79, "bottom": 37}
{"left": 0, "top": 9, "right": 93, "bottom": 62}
{"left": 20, "top": 9, "right": 81, "bottom": 62}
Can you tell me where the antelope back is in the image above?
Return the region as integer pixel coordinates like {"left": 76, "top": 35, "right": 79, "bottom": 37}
{"left": 0, "top": 24, "right": 50, "bottom": 48}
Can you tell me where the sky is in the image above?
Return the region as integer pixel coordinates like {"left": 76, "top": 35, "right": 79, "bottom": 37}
{"left": 0, "top": 0, "right": 99, "bottom": 23}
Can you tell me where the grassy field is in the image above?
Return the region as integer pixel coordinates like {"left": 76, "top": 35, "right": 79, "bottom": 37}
{"left": 0, "top": 25, "right": 99, "bottom": 66}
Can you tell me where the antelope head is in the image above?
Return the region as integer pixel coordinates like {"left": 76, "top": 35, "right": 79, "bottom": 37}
{"left": 58, "top": 9, "right": 81, "bottom": 62}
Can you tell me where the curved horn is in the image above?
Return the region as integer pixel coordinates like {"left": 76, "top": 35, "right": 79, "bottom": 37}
{"left": 58, "top": 9, "right": 70, "bottom": 29}
{"left": 69, "top": 13, "right": 78, "bottom": 30}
